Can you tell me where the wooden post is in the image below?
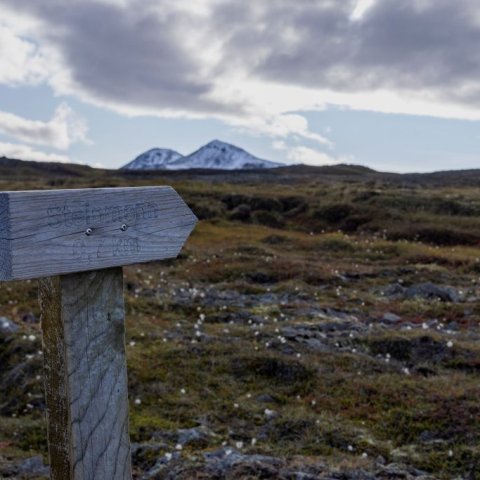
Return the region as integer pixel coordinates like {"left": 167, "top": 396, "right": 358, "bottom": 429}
{"left": 0, "top": 187, "right": 197, "bottom": 480}
{"left": 39, "top": 268, "right": 131, "bottom": 479}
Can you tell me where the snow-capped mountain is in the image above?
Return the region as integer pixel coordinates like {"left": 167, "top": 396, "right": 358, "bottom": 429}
{"left": 122, "top": 148, "right": 183, "bottom": 170}
{"left": 121, "top": 140, "right": 282, "bottom": 170}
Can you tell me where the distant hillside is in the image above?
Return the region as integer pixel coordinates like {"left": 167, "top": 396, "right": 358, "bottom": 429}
{"left": 0, "top": 156, "right": 95, "bottom": 178}
{"left": 2, "top": 155, "right": 480, "bottom": 189}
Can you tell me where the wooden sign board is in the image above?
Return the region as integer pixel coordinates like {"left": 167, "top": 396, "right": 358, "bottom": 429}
{"left": 0, "top": 186, "right": 197, "bottom": 280}
{"left": 0, "top": 186, "right": 198, "bottom": 479}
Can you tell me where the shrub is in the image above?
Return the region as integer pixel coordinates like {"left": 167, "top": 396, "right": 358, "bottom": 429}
{"left": 315, "top": 237, "right": 355, "bottom": 252}
{"left": 252, "top": 210, "right": 285, "bottom": 228}
{"left": 313, "top": 203, "right": 354, "bottom": 224}
{"left": 229, "top": 204, "right": 251, "bottom": 221}
{"left": 221, "top": 194, "right": 283, "bottom": 212}
{"left": 280, "top": 196, "right": 308, "bottom": 215}
{"left": 189, "top": 202, "right": 220, "bottom": 220}
{"left": 388, "top": 227, "right": 480, "bottom": 246}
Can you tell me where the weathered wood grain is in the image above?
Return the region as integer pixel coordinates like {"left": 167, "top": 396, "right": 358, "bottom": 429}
{"left": 0, "top": 186, "right": 197, "bottom": 280}
{"left": 40, "top": 267, "right": 132, "bottom": 480}
{"left": 0, "top": 194, "right": 11, "bottom": 280}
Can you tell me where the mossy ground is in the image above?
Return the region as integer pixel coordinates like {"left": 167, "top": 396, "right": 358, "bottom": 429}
{"left": 0, "top": 168, "right": 480, "bottom": 478}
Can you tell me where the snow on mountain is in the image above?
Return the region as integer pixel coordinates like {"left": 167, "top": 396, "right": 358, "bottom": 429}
{"left": 121, "top": 140, "right": 282, "bottom": 171}
{"left": 121, "top": 148, "right": 183, "bottom": 170}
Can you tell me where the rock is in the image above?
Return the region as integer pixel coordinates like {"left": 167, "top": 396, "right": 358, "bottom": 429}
{"left": 446, "top": 321, "right": 459, "bottom": 331}
{"left": 378, "top": 463, "right": 432, "bottom": 478}
{"left": 203, "top": 448, "right": 285, "bottom": 478}
{"left": 383, "top": 283, "right": 407, "bottom": 298}
{"left": 381, "top": 312, "right": 402, "bottom": 324}
{"left": 17, "top": 455, "right": 50, "bottom": 477}
{"left": 177, "top": 426, "right": 214, "bottom": 447}
{"left": 281, "top": 325, "right": 330, "bottom": 352}
{"left": 0, "top": 317, "right": 19, "bottom": 336}
{"left": 135, "top": 448, "right": 432, "bottom": 480}
{"left": 151, "top": 426, "right": 214, "bottom": 448}
{"left": 383, "top": 282, "right": 462, "bottom": 303}
{"left": 405, "top": 283, "right": 461, "bottom": 303}
{"left": 281, "top": 472, "right": 320, "bottom": 480}
{"left": 255, "top": 393, "right": 276, "bottom": 403}
{"left": 141, "top": 450, "right": 182, "bottom": 479}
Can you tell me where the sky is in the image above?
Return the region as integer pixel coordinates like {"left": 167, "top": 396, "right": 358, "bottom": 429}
{"left": 0, "top": 0, "right": 479, "bottom": 172}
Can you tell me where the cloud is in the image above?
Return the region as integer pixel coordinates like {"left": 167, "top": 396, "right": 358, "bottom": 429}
{"left": 0, "top": 142, "right": 70, "bottom": 163}
{"left": 1, "top": 0, "right": 480, "bottom": 151}
{"left": 241, "top": 0, "right": 480, "bottom": 111}
{"left": 286, "top": 146, "right": 345, "bottom": 166}
{"left": 0, "top": 22, "right": 48, "bottom": 86}
{"left": 229, "top": 113, "right": 332, "bottom": 146}
{"left": 272, "top": 141, "right": 345, "bottom": 166}
{"left": 350, "top": 0, "right": 378, "bottom": 21}
{"left": 0, "top": 103, "right": 89, "bottom": 150}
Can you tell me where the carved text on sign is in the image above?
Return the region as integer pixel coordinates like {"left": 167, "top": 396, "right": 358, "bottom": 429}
{"left": 47, "top": 202, "right": 159, "bottom": 228}
{"left": 72, "top": 237, "right": 141, "bottom": 262}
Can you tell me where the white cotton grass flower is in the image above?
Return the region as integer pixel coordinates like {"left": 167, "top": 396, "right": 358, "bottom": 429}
{"left": 180, "top": 388, "right": 186, "bottom": 395}
{"left": 134, "top": 398, "right": 141, "bottom": 405}
{"left": 175, "top": 444, "right": 182, "bottom": 451}
{"left": 235, "top": 441, "right": 243, "bottom": 449}
{"left": 447, "top": 340, "right": 454, "bottom": 348}
{"left": 165, "top": 452, "right": 173, "bottom": 461}
{"left": 264, "top": 408, "right": 276, "bottom": 419}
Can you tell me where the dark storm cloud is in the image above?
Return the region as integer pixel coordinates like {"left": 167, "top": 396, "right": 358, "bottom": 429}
{"left": 3, "top": 0, "right": 480, "bottom": 113}
{"left": 1, "top": 0, "right": 239, "bottom": 115}
{"left": 214, "top": 0, "right": 480, "bottom": 104}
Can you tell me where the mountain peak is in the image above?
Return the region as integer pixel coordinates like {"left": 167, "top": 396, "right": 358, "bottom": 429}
{"left": 121, "top": 140, "right": 282, "bottom": 171}
{"left": 121, "top": 148, "right": 183, "bottom": 170}
{"left": 205, "top": 139, "right": 235, "bottom": 148}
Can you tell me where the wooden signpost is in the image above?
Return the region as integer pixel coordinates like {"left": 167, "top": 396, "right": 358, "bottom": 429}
{"left": 0, "top": 187, "right": 198, "bottom": 479}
